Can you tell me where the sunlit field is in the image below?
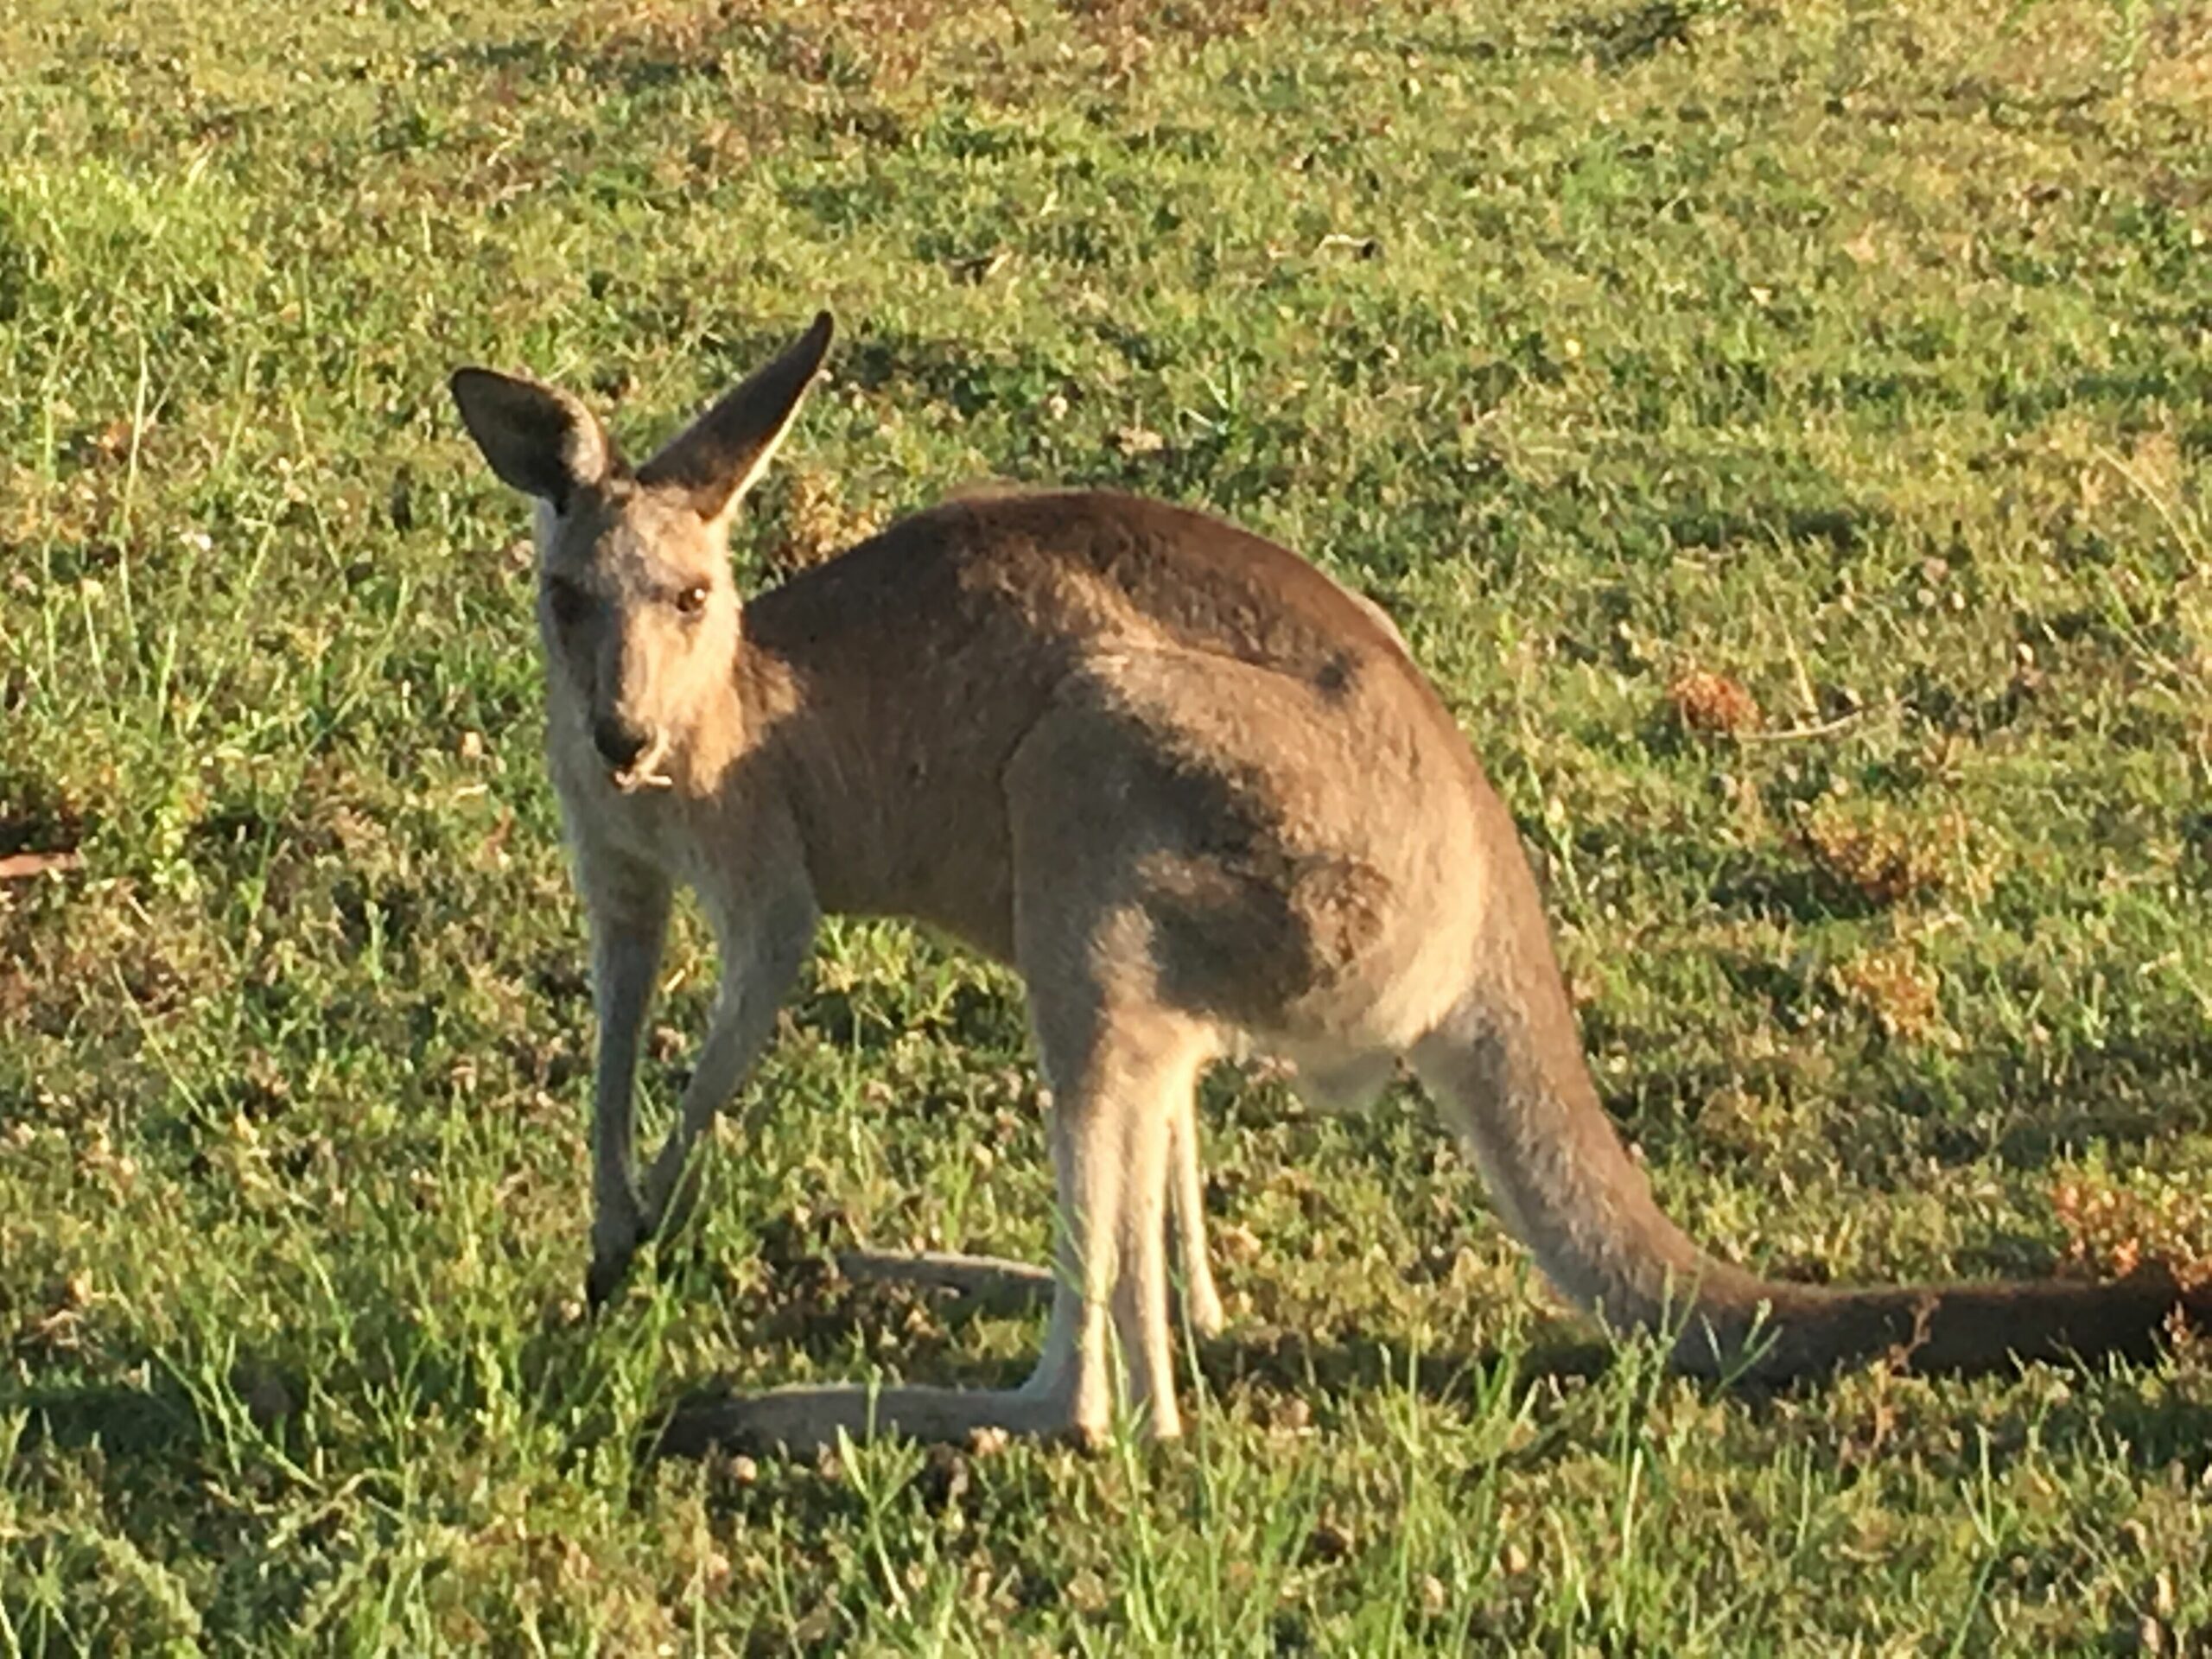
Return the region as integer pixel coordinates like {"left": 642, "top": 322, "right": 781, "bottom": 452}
{"left": 3, "top": 2, "right": 2209, "bottom": 1650}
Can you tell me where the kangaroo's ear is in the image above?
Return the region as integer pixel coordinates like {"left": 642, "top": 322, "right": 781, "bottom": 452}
{"left": 448, "top": 369, "right": 613, "bottom": 512}
{"left": 638, "top": 311, "right": 834, "bottom": 524}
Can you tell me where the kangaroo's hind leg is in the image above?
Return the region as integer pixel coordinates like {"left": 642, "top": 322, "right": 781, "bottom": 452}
{"left": 833, "top": 1085, "right": 1224, "bottom": 1339}
{"left": 1166, "top": 1091, "right": 1226, "bottom": 1338}
{"left": 1019, "top": 973, "right": 1217, "bottom": 1443}
{"left": 654, "top": 977, "right": 1212, "bottom": 1455}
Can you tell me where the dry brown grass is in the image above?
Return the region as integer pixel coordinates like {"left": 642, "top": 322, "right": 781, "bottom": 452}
{"left": 1792, "top": 799, "right": 1971, "bottom": 908}
{"left": 752, "top": 465, "right": 888, "bottom": 577}
{"left": 2052, "top": 1174, "right": 2212, "bottom": 1291}
{"left": 1829, "top": 944, "right": 1947, "bottom": 1042}
{"left": 1665, "top": 668, "right": 1762, "bottom": 738}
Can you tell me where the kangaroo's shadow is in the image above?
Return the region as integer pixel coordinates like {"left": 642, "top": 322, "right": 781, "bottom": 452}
{"left": 649, "top": 1261, "right": 2212, "bottom": 1484}
{"left": 9, "top": 1372, "right": 206, "bottom": 1462}
{"left": 645, "top": 1249, "right": 1621, "bottom": 1464}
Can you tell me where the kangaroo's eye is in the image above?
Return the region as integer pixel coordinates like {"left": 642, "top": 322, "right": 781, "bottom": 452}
{"left": 547, "top": 577, "right": 588, "bottom": 626}
{"left": 675, "top": 584, "right": 709, "bottom": 617}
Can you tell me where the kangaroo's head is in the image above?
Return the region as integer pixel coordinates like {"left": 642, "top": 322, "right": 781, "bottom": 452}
{"left": 448, "top": 312, "right": 833, "bottom": 792}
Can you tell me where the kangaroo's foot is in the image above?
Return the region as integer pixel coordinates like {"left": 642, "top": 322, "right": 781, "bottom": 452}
{"left": 1181, "top": 1273, "right": 1228, "bottom": 1342}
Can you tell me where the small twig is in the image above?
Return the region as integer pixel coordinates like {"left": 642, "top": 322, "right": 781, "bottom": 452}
{"left": 1772, "top": 606, "right": 1822, "bottom": 725}
{"left": 1738, "top": 705, "right": 1877, "bottom": 744}
{"left": 0, "top": 850, "right": 80, "bottom": 880}
{"left": 836, "top": 1249, "right": 1057, "bottom": 1313}
{"left": 2096, "top": 444, "right": 2207, "bottom": 564}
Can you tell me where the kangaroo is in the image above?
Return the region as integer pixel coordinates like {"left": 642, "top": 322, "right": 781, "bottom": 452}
{"left": 450, "top": 314, "right": 2209, "bottom": 1455}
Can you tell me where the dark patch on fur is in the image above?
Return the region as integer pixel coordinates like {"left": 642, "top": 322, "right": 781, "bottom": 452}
{"left": 1087, "top": 723, "right": 1394, "bottom": 1027}
{"left": 747, "top": 491, "right": 1408, "bottom": 695}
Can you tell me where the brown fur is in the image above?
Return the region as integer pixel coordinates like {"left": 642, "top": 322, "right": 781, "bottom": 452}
{"left": 449, "top": 316, "right": 2209, "bottom": 1456}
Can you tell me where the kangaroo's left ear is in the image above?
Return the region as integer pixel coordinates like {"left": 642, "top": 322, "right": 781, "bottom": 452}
{"left": 448, "top": 368, "right": 614, "bottom": 512}
{"left": 639, "top": 310, "right": 834, "bottom": 524}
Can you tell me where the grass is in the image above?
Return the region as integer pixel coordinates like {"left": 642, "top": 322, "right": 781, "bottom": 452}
{"left": 3, "top": 0, "right": 2209, "bottom": 1649}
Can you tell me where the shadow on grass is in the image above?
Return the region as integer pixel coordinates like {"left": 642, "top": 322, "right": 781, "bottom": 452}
{"left": 1198, "top": 1318, "right": 1617, "bottom": 1424}
{"left": 644, "top": 1252, "right": 2212, "bottom": 1479}
{"left": 27, "top": 1268, "right": 2196, "bottom": 1496}
{"left": 641, "top": 1319, "right": 1617, "bottom": 1465}
{"left": 1705, "top": 851, "right": 1897, "bottom": 925}
{"left": 414, "top": 22, "right": 762, "bottom": 98}
{"left": 10, "top": 1370, "right": 206, "bottom": 1461}
{"left": 832, "top": 326, "right": 1077, "bottom": 421}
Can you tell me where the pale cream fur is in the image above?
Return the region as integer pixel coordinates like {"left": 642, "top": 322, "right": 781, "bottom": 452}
{"left": 450, "top": 315, "right": 2209, "bottom": 1457}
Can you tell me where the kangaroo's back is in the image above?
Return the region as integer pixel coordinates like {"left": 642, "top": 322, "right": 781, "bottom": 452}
{"left": 744, "top": 489, "right": 1419, "bottom": 700}
{"left": 737, "top": 490, "right": 1469, "bottom": 957}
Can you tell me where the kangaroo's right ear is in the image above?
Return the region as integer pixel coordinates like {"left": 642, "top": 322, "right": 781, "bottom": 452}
{"left": 448, "top": 369, "right": 613, "bottom": 512}
{"left": 637, "top": 310, "right": 834, "bottom": 524}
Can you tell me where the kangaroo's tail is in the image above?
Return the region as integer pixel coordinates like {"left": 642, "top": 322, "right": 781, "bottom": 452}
{"left": 1413, "top": 791, "right": 2209, "bottom": 1379}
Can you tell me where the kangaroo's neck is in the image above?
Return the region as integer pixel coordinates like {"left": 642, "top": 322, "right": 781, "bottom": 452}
{"left": 667, "top": 642, "right": 773, "bottom": 792}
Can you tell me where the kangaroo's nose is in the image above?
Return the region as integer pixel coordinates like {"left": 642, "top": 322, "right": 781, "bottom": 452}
{"left": 594, "top": 716, "right": 652, "bottom": 771}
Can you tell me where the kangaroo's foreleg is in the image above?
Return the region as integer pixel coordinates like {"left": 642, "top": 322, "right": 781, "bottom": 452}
{"left": 581, "top": 857, "right": 673, "bottom": 1307}
{"left": 639, "top": 889, "right": 816, "bottom": 1243}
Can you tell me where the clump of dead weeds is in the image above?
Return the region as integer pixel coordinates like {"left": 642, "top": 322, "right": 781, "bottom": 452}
{"left": 1665, "top": 668, "right": 1762, "bottom": 737}
{"left": 1790, "top": 798, "right": 1974, "bottom": 908}
{"left": 1828, "top": 943, "right": 1948, "bottom": 1043}
{"left": 750, "top": 466, "right": 886, "bottom": 579}
{"left": 2052, "top": 1175, "right": 2212, "bottom": 1292}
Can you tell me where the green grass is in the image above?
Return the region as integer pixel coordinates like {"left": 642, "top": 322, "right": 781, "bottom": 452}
{"left": 3, "top": 0, "right": 2210, "bottom": 1649}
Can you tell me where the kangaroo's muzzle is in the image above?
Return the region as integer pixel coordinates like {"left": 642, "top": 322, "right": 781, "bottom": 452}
{"left": 594, "top": 716, "right": 672, "bottom": 791}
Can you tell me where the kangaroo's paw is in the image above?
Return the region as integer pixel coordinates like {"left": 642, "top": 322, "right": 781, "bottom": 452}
{"left": 586, "top": 1250, "right": 632, "bottom": 1312}
{"left": 586, "top": 1215, "right": 652, "bottom": 1311}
